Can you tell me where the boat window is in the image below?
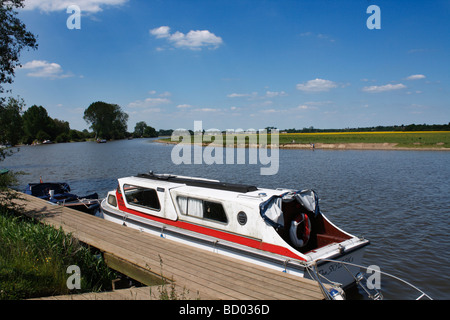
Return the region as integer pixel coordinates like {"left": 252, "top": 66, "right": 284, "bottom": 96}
{"left": 203, "top": 201, "right": 227, "bottom": 223}
{"left": 107, "top": 194, "right": 117, "bottom": 207}
{"left": 123, "top": 184, "right": 161, "bottom": 211}
{"left": 177, "top": 196, "right": 228, "bottom": 223}
{"left": 177, "top": 196, "right": 188, "bottom": 215}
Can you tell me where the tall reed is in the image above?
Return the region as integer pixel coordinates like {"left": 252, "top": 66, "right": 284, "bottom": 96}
{"left": 0, "top": 207, "right": 117, "bottom": 300}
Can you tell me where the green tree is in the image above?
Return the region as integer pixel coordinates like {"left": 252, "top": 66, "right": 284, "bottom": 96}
{"left": 83, "top": 101, "right": 128, "bottom": 140}
{"left": 36, "top": 130, "right": 50, "bottom": 142}
{"left": 134, "top": 121, "right": 147, "bottom": 137}
{"left": 133, "top": 121, "right": 157, "bottom": 138}
{"left": 0, "top": 0, "right": 38, "bottom": 95}
{"left": 22, "top": 105, "right": 51, "bottom": 142}
{"left": 143, "top": 125, "right": 157, "bottom": 138}
{"left": 48, "top": 118, "right": 70, "bottom": 140}
{"left": 68, "top": 129, "right": 83, "bottom": 142}
{"left": 0, "top": 96, "right": 24, "bottom": 146}
{"left": 1, "top": 0, "right": 38, "bottom": 206}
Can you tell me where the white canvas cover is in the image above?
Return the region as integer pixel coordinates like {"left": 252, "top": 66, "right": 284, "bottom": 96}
{"left": 295, "top": 189, "right": 319, "bottom": 217}
{"left": 260, "top": 189, "right": 320, "bottom": 228}
{"left": 263, "top": 197, "right": 284, "bottom": 227}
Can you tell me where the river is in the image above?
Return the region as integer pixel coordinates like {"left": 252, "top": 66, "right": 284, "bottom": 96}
{"left": 2, "top": 138, "right": 449, "bottom": 300}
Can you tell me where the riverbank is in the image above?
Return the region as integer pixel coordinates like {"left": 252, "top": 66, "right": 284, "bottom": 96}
{"left": 279, "top": 142, "right": 450, "bottom": 151}
{"left": 157, "top": 131, "right": 450, "bottom": 151}
{"left": 0, "top": 200, "right": 117, "bottom": 300}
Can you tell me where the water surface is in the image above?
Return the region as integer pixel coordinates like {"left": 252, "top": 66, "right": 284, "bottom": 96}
{"left": 3, "top": 139, "right": 449, "bottom": 299}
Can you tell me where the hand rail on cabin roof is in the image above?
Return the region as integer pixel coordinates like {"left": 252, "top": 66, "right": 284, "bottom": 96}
{"left": 135, "top": 172, "right": 258, "bottom": 193}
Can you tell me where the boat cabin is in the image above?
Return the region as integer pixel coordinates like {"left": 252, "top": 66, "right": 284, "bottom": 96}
{"left": 105, "top": 172, "right": 353, "bottom": 257}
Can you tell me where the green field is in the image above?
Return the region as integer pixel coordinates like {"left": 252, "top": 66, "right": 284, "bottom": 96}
{"left": 161, "top": 131, "right": 450, "bottom": 149}
{"left": 277, "top": 131, "right": 450, "bottom": 148}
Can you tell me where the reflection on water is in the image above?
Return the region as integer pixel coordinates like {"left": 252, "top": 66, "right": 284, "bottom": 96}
{"left": 3, "top": 138, "right": 450, "bottom": 299}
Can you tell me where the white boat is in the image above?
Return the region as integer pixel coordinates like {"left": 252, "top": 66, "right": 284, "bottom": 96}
{"left": 101, "top": 171, "right": 370, "bottom": 294}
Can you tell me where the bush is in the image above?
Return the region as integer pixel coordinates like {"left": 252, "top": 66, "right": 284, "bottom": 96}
{"left": 0, "top": 208, "right": 117, "bottom": 300}
{"left": 36, "top": 130, "right": 50, "bottom": 142}
{"left": 55, "top": 133, "right": 70, "bottom": 143}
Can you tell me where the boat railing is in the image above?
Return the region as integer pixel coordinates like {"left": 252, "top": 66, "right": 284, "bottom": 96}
{"left": 304, "top": 259, "right": 433, "bottom": 300}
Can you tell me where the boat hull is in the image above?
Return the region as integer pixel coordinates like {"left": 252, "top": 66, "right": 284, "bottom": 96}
{"left": 24, "top": 182, "right": 101, "bottom": 215}
{"left": 101, "top": 202, "right": 368, "bottom": 289}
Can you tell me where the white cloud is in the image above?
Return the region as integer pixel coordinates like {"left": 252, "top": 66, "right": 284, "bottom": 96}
{"left": 228, "top": 90, "right": 287, "bottom": 99}
{"left": 148, "top": 90, "right": 171, "bottom": 97}
{"left": 300, "top": 32, "right": 336, "bottom": 43}
{"left": 227, "top": 92, "right": 258, "bottom": 99}
{"left": 406, "top": 74, "right": 426, "bottom": 80}
{"left": 295, "top": 104, "right": 318, "bottom": 111}
{"left": 227, "top": 93, "right": 251, "bottom": 98}
{"left": 265, "top": 91, "right": 287, "bottom": 98}
{"left": 127, "top": 97, "right": 170, "bottom": 109}
{"left": 150, "top": 26, "right": 223, "bottom": 50}
{"left": 193, "top": 108, "right": 218, "bottom": 112}
{"left": 20, "top": 60, "right": 72, "bottom": 79}
{"left": 150, "top": 26, "right": 171, "bottom": 39}
{"left": 176, "top": 104, "right": 192, "bottom": 109}
{"left": 261, "top": 109, "right": 277, "bottom": 114}
{"left": 362, "top": 83, "right": 407, "bottom": 93}
{"left": 23, "top": 0, "right": 128, "bottom": 13}
{"left": 158, "top": 91, "right": 171, "bottom": 97}
{"left": 296, "top": 79, "right": 338, "bottom": 92}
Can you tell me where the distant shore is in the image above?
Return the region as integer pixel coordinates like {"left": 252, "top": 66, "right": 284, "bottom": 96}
{"left": 156, "top": 131, "right": 450, "bottom": 151}
{"left": 155, "top": 139, "right": 450, "bottom": 151}
{"left": 279, "top": 142, "right": 450, "bottom": 151}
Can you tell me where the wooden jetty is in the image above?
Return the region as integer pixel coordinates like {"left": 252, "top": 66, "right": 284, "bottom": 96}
{"left": 30, "top": 285, "right": 199, "bottom": 300}
{"left": 12, "top": 192, "right": 328, "bottom": 300}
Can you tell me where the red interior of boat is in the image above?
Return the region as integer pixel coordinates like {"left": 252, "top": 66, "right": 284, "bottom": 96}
{"left": 280, "top": 201, "right": 351, "bottom": 253}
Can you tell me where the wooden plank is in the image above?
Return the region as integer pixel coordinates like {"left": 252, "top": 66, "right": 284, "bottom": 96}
{"left": 31, "top": 199, "right": 322, "bottom": 298}
{"left": 31, "top": 285, "right": 203, "bottom": 300}
{"left": 19, "top": 192, "right": 326, "bottom": 300}
{"left": 103, "top": 252, "right": 165, "bottom": 287}
{"left": 27, "top": 206, "right": 298, "bottom": 299}
{"left": 10, "top": 192, "right": 327, "bottom": 300}
{"left": 56, "top": 211, "right": 324, "bottom": 300}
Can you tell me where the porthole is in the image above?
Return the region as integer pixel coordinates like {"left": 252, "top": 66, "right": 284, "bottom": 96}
{"left": 237, "top": 211, "right": 247, "bottom": 225}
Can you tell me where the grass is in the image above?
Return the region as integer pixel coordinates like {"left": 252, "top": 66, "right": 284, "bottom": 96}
{"left": 278, "top": 131, "right": 450, "bottom": 148}
{"left": 0, "top": 206, "right": 117, "bottom": 300}
{"left": 161, "top": 131, "right": 450, "bottom": 149}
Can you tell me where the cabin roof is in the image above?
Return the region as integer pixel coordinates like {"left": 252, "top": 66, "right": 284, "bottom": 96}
{"left": 117, "top": 173, "right": 289, "bottom": 203}
{"left": 135, "top": 172, "right": 259, "bottom": 193}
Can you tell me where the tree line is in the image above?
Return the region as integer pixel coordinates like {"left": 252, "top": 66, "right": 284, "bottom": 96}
{"left": 0, "top": 99, "right": 163, "bottom": 146}
{"left": 0, "top": 96, "right": 92, "bottom": 146}
{"left": 282, "top": 123, "right": 450, "bottom": 134}
{"left": 83, "top": 101, "right": 160, "bottom": 140}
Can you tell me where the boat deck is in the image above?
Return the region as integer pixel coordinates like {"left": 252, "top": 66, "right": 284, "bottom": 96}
{"left": 11, "top": 192, "right": 328, "bottom": 300}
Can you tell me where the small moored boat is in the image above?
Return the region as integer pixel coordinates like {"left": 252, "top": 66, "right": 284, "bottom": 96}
{"left": 101, "top": 172, "right": 370, "bottom": 292}
{"left": 25, "top": 181, "right": 101, "bottom": 215}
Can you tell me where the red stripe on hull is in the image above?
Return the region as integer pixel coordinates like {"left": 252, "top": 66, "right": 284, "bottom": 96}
{"left": 116, "top": 191, "right": 305, "bottom": 261}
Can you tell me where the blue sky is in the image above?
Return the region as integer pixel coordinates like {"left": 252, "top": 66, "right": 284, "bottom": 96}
{"left": 9, "top": 0, "right": 450, "bottom": 131}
